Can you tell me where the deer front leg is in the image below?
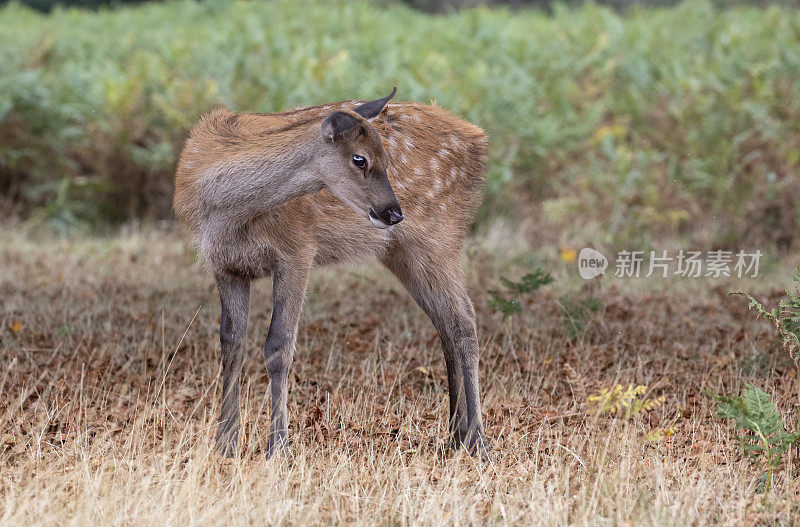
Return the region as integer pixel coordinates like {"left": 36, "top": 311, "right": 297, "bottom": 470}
{"left": 382, "top": 252, "right": 489, "bottom": 457}
{"left": 430, "top": 290, "right": 488, "bottom": 456}
{"left": 448, "top": 295, "right": 489, "bottom": 456}
{"left": 264, "top": 258, "right": 310, "bottom": 460}
{"left": 214, "top": 272, "right": 251, "bottom": 457}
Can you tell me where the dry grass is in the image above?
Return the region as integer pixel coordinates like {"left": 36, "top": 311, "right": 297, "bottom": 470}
{"left": 1, "top": 224, "right": 800, "bottom": 525}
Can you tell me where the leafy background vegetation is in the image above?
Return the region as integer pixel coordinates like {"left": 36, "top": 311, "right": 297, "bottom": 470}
{"left": 3, "top": 1, "right": 800, "bottom": 522}
{"left": 1, "top": 0, "right": 799, "bottom": 248}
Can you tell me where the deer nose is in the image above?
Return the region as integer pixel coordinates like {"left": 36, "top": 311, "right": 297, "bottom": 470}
{"left": 377, "top": 204, "right": 404, "bottom": 226}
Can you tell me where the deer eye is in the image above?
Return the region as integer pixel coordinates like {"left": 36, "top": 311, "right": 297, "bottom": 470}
{"left": 352, "top": 155, "right": 366, "bottom": 168}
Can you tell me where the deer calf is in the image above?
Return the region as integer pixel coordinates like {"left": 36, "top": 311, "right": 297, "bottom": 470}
{"left": 174, "top": 89, "right": 489, "bottom": 459}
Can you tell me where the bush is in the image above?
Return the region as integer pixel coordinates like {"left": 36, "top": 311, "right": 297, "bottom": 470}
{"left": 0, "top": 0, "right": 148, "bottom": 12}
{"left": 707, "top": 385, "right": 799, "bottom": 494}
{"left": 405, "top": 0, "right": 800, "bottom": 13}
{"left": 0, "top": 0, "right": 798, "bottom": 244}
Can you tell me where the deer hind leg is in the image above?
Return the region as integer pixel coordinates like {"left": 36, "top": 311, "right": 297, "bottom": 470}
{"left": 382, "top": 247, "right": 489, "bottom": 456}
{"left": 263, "top": 256, "right": 311, "bottom": 460}
{"left": 214, "top": 272, "right": 251, "bottom": 457}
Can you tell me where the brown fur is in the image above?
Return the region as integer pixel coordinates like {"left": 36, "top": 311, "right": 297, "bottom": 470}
{"left": 174, "top": 96, "right": 490, "bottom": 458}
{"left": 175, "top": 101, "right": 486, "bottom": 270}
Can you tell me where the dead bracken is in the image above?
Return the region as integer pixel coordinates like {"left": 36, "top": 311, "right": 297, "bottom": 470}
{"left": 1, "top": 228, "right": 798, "bottom": 524}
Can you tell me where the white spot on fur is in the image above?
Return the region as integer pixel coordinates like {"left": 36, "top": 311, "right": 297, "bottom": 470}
{"left": 413, "top": 114, "right": 422, "bottom": 122}
{"left": 450, "top": 168, "right": 458, "bottom": 179}
{"left": 437, "top": 148, "right": 449, "bottom": 158}
{"left": 430, "top": 158, "right": 439, "bottom": 170}
{"left": 184, "top": 162, "right": 195, "bottom": 169}
{"left": 400, "top": 154, "right": 408, "bottom": 164}
{"left": 413, "top": 167, "right": 423, "bottom": 176}
{"left": 427, "top": 190, "right": 435, "bottom": 198}
{"left": 404, "top": 139, "right": 414, "bottom": 150}
{"left": 439, "top": 203, "right": 446, "bottom": 211}
{"left": 191, "top": 148, "right": 199, "bottom": 154}
{"left": 322, "top": 105, "right": 331, "bottom": 110}
{"left": 433, "top": 178, "right": 441, "bottom": 191}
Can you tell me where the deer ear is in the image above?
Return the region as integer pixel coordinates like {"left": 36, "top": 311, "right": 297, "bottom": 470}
{"left": 321, "top": 111, "right": 358, "bottom": 143}
{"left": 353, "top": 87, "right": 396, "bottom": 119}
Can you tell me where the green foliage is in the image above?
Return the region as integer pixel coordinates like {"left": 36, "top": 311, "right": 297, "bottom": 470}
{"left": 0, "top": 0, "right": 799, "bottom": 241}
{"left": 1, "top": 0, "right": 147, "bottom": 11}
{"left": 558, "top": 295, "right": 601, "bottom": 340}
{"left": 499, "top": 269, "right": 555, "bottom": 295}
{"left": 487, "top": 291, "right": 523, "bottom": 318}
{"left": 488, "top": 268, "right": 553, "bottom": 319}
{"left": 707, "top": 385, "right": 800, "bottom": 494}
{"left": 730, "top": 266, "right": 800, "bottom": 363}
{"left": 406, "top": 0, "right": 800, "bottom": 12}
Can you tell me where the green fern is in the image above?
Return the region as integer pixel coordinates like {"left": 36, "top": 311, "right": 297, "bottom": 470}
{"left": 729, "top": 266, "right": 800, "bottom": 363}
{"left": 499, "top": 269, "right": 555, "bottom": 296}
{"left": 558, "top": 296, "right": 601, "bottom": 340}
{"left": 489, "top": 268, "right": 553, "bottom": 320}
{"left": 706, "top": 385, "right": 800, "bottom": 494}
{"left": 487, "top": 291, "right": 523, "bottom": 318}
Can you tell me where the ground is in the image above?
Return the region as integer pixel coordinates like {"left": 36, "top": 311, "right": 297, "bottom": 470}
{"left": 1, "top": 225, "right": 799, "bottom": 525}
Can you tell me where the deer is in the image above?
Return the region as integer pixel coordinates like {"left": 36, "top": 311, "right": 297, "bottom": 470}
{"left": 173, "top": 88, "right": 490, "bottom": 460}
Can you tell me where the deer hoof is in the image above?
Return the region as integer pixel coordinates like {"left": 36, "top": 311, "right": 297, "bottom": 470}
{"left": 215, "top": 429, "right": 239, "bottom": 458}
{"left": 450, "top": 429, "right": 491, "bottom": 460}
{"left": 266, "top": 435, "right": 292, "bottom": 465}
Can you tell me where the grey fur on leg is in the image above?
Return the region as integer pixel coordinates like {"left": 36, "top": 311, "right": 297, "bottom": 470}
{"left": 439, "top": 295, "right": 489, "bottom": 457}
{"left": 263, "top": 258, "right": 311, "bottom": 460}
{"left": 214, "top": 272, "right": 251, "bottom": 457}
{"left": 381, "top": 254, "right": 489, "bottom": 457}
{"left": 455, "top": 328, "right": 489, "bottom": 457}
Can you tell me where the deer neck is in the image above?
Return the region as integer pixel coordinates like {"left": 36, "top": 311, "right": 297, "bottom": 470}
{"left": 197, "top": 124, "right": 325, "bottom": 230}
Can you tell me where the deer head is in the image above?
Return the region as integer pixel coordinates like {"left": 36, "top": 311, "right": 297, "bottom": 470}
{"left": 318, "top": 88, "right": 403, "bottom": 229}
